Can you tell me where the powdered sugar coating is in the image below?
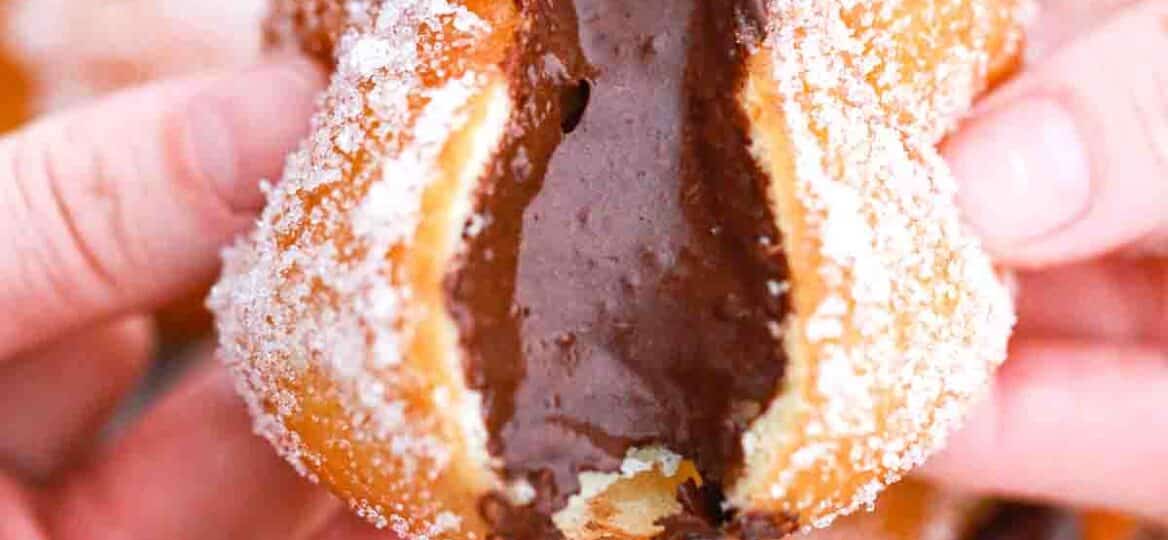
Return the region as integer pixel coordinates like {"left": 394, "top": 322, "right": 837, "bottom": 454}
{"left": 210, "top": 1, "right": 508, "bottom": 536}
{"left": 732, "top": 0, "right": 1022, "bottom": 528}
{"left": 799, "top": 480, "right": 978, "bottom": 540}
{"left": 212, "top": 0, "right": 1024, "bottom": 536}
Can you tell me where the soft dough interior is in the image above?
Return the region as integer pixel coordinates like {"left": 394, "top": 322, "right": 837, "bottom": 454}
{"left": 446, "top": 0, "right": 792, "bottom": 536}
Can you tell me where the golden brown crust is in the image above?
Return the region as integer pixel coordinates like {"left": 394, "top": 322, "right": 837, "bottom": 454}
{"left": 1081, "top": 510, "right": 1168, "bottom": 540}
{"left": 838, "top": 0, "right": 1030, "bottom": 141}
{"left": 1083, "top": 511, "right": 1142, "bottom": 540}
{"left": 264, "top": 0, "right": 346, "bottom": 62}
{"left": 799, "top": 480, "right": 980, "bottom": 540}
{"left": 212, "top": 2, "right": 520, "bottom": 537}
{"left": 730, "top": 0, "right": 1020, "bottom": 527}
{"left": 212, "top": 0, "right": 1023, "bottom": 537}
{"left": 0, "top": 0, "right": 31, "bottom": 132}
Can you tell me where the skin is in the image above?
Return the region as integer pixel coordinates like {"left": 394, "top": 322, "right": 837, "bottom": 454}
{"left": 920, "top": 0, "right": 1168, "bottom": 525}
{"left": 0, "top": 0, "right": 1163, "bottom": 537}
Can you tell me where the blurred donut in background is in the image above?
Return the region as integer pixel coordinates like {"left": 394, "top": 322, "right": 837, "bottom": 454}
{"left": 1082, "top": 510, "right": 1168, "bottom": 540}
{"left": 0, "top": 0, "right": 31, "bottom": 132}
{"left": 801, "top": 479, "right": 1168, "bottom": 540}
{"left": 798, "top": 479, "right": 1076, "bottom": 540}
{"left": 799, "top": 480, "right": 981, "bottom": 540}
{"left": 1, "top": 0, "right": 265, "bottom": 113}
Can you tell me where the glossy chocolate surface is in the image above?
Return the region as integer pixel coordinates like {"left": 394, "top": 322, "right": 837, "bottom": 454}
{"left": 448, "top": 0, "right": 788, "bottom": 537}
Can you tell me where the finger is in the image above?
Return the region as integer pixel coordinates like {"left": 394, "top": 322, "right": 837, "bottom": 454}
{"left": 1014, "top": 258, "right": 1167, "bottom": 345}
{"left": 42, "top": 360, "right": 341, "bottom": 540}
{"left": 922, "top": 340, "right": 1168, "bottom": 522}
{"left": 944, "top": 1, "right": 1168, "bottom": 267}
{"left": 0, "top": 57, "right": 325, "bottom": 360}
{"left": 0, "top": 316, "right": 153, "bottom": 481}
{"left": 0, "top": 475, "right": 45, "bottom": 540}
{"left": 6, "top": 0, "right": 265, "bottom": 106}
{"left": 1027, "top": 0, "right": 1142, "bottom": 60}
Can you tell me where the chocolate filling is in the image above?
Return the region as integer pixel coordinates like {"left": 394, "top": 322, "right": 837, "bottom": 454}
{"left": 447, "top": 0, "right": 789, "bottom": 537}
{"left": 654, "top": 481, "right": 797, "bottom": 540}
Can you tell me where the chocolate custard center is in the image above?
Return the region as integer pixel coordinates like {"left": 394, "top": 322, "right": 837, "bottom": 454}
{"left": 448, "top": 0, "right": 788, "bottom": 533}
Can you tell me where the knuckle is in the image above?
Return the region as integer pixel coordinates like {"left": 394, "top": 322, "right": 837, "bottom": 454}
{"left": 160, "top": 100, "right": 242, "bottom": 231}
{"left": 13, "top": 120, "right": 122, "bottom": 304}
{"left": 1131, "top": 68, "right": 1168, "bottom": 182}
{"left": 1122, "top": 6, "right": 1168, "bottom": 184}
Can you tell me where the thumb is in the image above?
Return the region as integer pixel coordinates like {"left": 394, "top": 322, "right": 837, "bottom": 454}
{"left": 944, "top": 1, "right": 1168, "bottom": 267}
{"left": 0, "top": 58, "right": 324, "bottom": 358}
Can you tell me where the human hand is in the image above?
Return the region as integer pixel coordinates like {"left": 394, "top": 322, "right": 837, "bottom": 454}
{"left": 922, "top": 0, "right": 1168, "bottom": 524}
{"left": 0, "top": 58, "right": 400, "bottom": 539}
{"left": 3, "top": 3, "right": 1163, "bottom": 539}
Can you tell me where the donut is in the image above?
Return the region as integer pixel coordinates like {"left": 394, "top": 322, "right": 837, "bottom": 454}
{"left": 1082, "top": 511, "right": 1168, "bottom": 540}
{"left": 964, "top": 503, "right": 1084, "bottom": 540}
{"left": 799, "top": 480, "right": 982, "bottom": 540}
{"left": 209, "top": 0, "right": 1024, "bottom": 538}
{"left": 806, "top": 481, "right": 1155, "bottom": 540}
{"left": 0, "top": 1, "right": 31, "bottom": 132}
{"left": 805, "top": 480, "right": 1168, "bottom": 540}
{"left": 1084, "top": 512, "right": 1141, "bottom": 540}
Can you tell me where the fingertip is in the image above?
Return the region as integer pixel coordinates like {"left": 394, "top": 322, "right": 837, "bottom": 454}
{"left": 0, "top": 58, "right": 326, "bottom": 360}
{"left": 943, "top": 96, "right": 1093, "bottom": 262}
{"left": 0, "top": 316, "right": 155, "bottom": 480}
{"left": 182, "top": 57, "right": 326, "bottom": 212}
{"left": 946, "top": 2, "right": 1168, "bottom": 267}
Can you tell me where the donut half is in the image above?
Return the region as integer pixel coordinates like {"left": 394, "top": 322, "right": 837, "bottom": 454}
{"left": 211, "top": 0, "right": 1023, "bottom": 538}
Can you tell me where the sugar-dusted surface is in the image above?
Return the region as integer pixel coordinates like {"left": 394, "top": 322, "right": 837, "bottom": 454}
{"left": 836, "top": 0, "right": 1030, "bottom": 141}
{"left": 213, "top": 0, "right": 1025, "bottom": 537}
{"left": 264, "top": 0, "right": 349, "bottom": 61}
{"left": 210, "top": 1, "right": 516, "bottom": 537}
{"left": 799, "top": 479, "right": 979, "bottom": 540}
{"left": 732, "top": 0, "right": 1022, "bottom": 529}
